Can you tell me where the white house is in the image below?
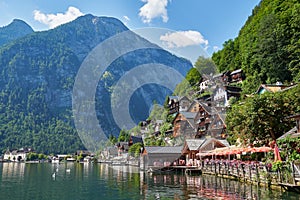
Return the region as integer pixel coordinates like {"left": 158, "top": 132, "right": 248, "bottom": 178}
{"left": 3, "top": 147, "right": 34, "bottom": 162}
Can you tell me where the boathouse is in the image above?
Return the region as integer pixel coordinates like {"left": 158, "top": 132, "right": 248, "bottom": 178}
{"left": 141, "top": 146, "right": 183, "bottom": 170}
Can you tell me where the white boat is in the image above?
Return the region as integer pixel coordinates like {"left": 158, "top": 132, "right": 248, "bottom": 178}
{"left": 66, "top": 157, "right": 76, "bottom": 162}
{"left": 51, "top": 157, "right": 60, "bottom": 163}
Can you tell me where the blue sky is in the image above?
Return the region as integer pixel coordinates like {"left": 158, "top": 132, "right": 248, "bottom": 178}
{"left": 0, "top": 0, "right": 260, "bottom": 61}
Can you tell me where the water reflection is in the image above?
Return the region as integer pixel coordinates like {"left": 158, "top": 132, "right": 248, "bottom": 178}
{"left": 1, "top": 162, "right": 25, "bottom": 180}
{"left": 143, "top": 173, "right": 300, "bottom": 200}
{"left": 0, "top": 163, "right": 299, "bottom": 200}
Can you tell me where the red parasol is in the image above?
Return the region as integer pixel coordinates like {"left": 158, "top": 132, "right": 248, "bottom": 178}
{"left": 252, "top": 146, "right": 272, "bottom": 153}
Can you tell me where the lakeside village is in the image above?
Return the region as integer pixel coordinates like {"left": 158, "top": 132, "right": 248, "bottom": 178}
{"left": 1, "top": 69, "right": 300, "bottom": 192}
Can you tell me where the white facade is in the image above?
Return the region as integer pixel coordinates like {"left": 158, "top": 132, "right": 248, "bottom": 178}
{"left": 213, "top": 87, "right": 228, "bottom": 107}
{"left": 4, "top": 151, "right": 27, "bottom": 161}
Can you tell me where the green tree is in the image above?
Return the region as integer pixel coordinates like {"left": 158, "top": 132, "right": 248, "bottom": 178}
{"left": 128, "top": 142, "right": 143, "bottom": 157}
{"left": 194, "top": 56, "right": 217, "bottom": 75}
{"left": 227, "top": 85, "right": 299, "bottom": 146}
{"left": 108, "top": 134, "right": 117, "bottom": 145}
{"left": 118, "top": 129, "right": 130, "bottom": 142}
{"left": 186, "top": 67, "right": 201, "bottom": 86}
{"left": 212, "top": 0, "right": 300, "bottom": 93}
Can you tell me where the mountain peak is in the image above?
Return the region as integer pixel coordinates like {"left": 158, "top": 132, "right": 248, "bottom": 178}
{"left": 0, "top": 19, "right": 34, "bottom": 46}
{"left": 72, "top": 14, "right": 128, "bottom": 30}
{"left": 1, "top": 19, "right": 33, "bottom": 32}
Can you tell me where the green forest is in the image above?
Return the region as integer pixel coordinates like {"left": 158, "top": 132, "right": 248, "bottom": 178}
{"left": 0, "top": 15, "right": 192, "bottom": 154}
{"left": 212, "top": 0, "right": 300, "bottom": 94}
{"left": 212, "top": 0, "right": 300, "bottom": 147}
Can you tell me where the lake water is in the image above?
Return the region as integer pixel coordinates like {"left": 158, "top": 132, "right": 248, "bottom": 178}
{"left": 0, "top": 162, "right": 299, "bottom": 200}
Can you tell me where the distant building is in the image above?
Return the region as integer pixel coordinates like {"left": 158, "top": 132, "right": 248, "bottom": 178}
{"left": 213, "top": 85, "right": 242, "bottom": 107}
{"left": 229, "top": 69, "right": 244, "bottom": 83}
{"left": 256, "top": 83, "right": 290, "bottom": 95}
{"left": 167, "top": 96, "right": 191, "bottom": 114}
{"left": 128, "top": 135, "right": 144, "bottom": 147}
{"left": 212, "top": 69, "right": 245, "bottom": 85}
{"left": 3, "top": 147, "right": 34, "bottom": 162}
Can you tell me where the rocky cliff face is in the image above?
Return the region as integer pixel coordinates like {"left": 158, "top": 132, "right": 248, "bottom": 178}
{"left": 0, "top": 14, "right": 192, "bottom": 153}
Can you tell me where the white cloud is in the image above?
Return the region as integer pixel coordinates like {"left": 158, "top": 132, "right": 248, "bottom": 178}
{"left": 123, "top": 16, "right": 130, "bottom": 21}
{"left": 160, "top": 30, "right": 209, "bottom": 48}
{"left": 33, "top": 6, "right": 83, "bottom": 29}
{"left": 139, "top": 0, "right": 169, "bottom": 23}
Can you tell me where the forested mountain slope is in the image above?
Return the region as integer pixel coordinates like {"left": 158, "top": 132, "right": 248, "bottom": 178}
{"left": 0, "top": 14, "right": 192, "bottom": 154}
{"left": 212, "top": 0, "right": 300, "bottom": 93}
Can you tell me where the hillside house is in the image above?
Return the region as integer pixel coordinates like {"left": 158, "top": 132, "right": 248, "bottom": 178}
{"left": 195, "top": 101, "right": 212, "bottom": 138}
{"left": 172, "top": 112, "right": 198, "bottom": 139}
{"left": 207, "top": 112, "right": 227, "bottom": 139}
{"left": 213, "top": 85, "right": 242, "bottom": 107}
{"left": 229, "top": 69, "right": 244, "bottom": 83}
{"left": 213, "top": 71, "right": 231, "bottom": 85}
{"left": 199, "top": 76, "right": 211, "bottom": 92}
{"left": 197, "top": 138, "right": 230, "bottom": 153}
{"left": 212, "top": 69, "right": 244, "bottom": 85}
{"left": 167, "top": 96, "right": 191, "bottom": 114}
{"left": 256, "top": 83, "right": 298, "bottom": 95}
{"left": 256, "top": 83, "right": 290, "bottom": 95}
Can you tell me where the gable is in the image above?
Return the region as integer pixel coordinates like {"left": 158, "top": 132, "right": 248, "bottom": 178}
{"left": 199, "top": 138, "right": 229, "bottom": 152}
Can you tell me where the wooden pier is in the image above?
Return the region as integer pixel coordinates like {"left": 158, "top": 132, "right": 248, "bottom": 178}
{"left": 185, "top": 168, "right": 202, "bottom": 176}
{"left": 278, "top": 183, "right": 300, "bottom": 193}
{"left": 200, "top": 160, "right": 300, "bottom": 192}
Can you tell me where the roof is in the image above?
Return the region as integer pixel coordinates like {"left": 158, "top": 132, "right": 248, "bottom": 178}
{"left": 213, "top": 73, "right": 224, "bottom": 79}
{"left": 178, "top": 96, "right": 190, "bottom": 102}
{"left": 218, "top": 139, "right": 230, "bottom": 147}
{"left": 131, "top": 136, "right": 143, "bottom": 144}
{"left": 155, "top": 120, "right": 164, "bottom": 124}
{"left": 144, "top": 146, "right": 183, "bottom": 154}
{"left": 185, "top": 139, "right": 205, "bottom": 151}
{"left": 280, "top": 84, "right": 298, "bottom": 92}
{"left": 180, "top": 111, "right": 197, "bottom": 119}
{"left": 186, "top": 118, "right": 197, "bottom": 129}
{"left": 168, "top": 96, "right": 179, "bottom": 102}
{"left": 230, "top": 69, "right": 242, "bottom": 75}
{"left": 198, "top": 101, "right": 212, "bottom": 114}
{"left": 277, "top": 127, "right": 299, "bottom": 140}
{"left": 218, "top": 113, "right": 226, "bottom": 125}
{"left": 199, "top": 138, "right": 230, "bottom": 151}
{"left": 107, "top": 146, "right": 118, "bottom": 155}
{"left": 256, "top": 84, "right": 289, "bottom": 94}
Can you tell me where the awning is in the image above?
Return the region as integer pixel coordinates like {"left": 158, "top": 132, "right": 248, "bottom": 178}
{"left": 196, "top": 146, "right": 272, "bottom": 157}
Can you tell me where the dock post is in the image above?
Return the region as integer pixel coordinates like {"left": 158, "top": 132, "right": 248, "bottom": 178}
{"left": 291, "top": 162, "right": 296, "bottom": 185}
{"left": 248, "top": 165, "right": 252, "bottom": 182}
{"left": 256, "top": 165, "right": 259, "bottom": 183}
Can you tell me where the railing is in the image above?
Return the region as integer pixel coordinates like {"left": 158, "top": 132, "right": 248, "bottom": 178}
{"left": 201, "top": 160, "right": 299, "bottom": 186}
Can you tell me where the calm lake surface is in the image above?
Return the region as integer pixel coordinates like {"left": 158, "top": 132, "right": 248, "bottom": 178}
{"left": 0, "top": 162, "right": 299, "bottom": 200}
